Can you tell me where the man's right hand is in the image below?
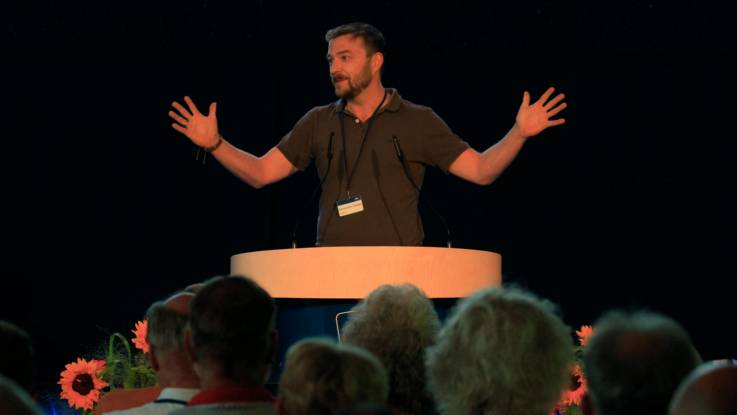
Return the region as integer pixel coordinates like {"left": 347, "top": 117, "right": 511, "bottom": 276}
{"left": 169, "top": 96, "right": 219, "bottom": 148}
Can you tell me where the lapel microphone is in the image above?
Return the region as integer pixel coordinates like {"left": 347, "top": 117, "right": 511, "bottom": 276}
{"left": 393, "top": 135, "right": 453, "bottom": 248}
{"left": 291, "top": 132, "right": 334, "bottom": 248}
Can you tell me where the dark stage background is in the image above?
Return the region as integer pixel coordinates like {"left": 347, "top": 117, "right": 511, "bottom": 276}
{"left": 4, "top": 0, "right": 737, "bottom": 409}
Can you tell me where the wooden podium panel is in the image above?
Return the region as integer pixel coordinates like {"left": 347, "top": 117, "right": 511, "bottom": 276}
{"left": 230, "top": 246, "right": 501, "bottom": 299}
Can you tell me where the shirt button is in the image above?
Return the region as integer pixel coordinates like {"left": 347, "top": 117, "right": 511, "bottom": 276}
{"left": 354, "top": 118, "right": 360, "bottom": 124}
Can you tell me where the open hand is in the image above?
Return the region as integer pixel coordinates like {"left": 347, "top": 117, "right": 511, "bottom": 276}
{"left": 515, "top": 87, "right": 567, "bottom": 138}
{"left": 169, "top": 96, "right": 219, "bottom": 147}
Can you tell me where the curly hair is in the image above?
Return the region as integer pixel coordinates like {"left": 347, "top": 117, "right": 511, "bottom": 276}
{"left": 279, "top": 338, "right": 388, "bottom": 415}
{"left": 426, "top": 287, "right": 573, "bottom": 415}
{"left": 341, "top": 284, "right": 440, "bottom": 415}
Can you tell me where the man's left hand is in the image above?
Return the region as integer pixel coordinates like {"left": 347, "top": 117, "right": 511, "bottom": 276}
{"left": 515, "top": 87, "right": 567, "bottom": 138}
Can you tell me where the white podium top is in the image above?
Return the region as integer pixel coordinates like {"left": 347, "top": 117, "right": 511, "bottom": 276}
{"left": 230, "top": 246, "right": 501, "bottom": 299}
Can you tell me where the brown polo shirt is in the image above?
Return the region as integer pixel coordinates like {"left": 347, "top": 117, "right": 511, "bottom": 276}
{"left": 277, "top": 89, "right": 469, "bottom": 246}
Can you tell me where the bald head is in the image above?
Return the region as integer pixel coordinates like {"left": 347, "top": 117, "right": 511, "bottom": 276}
{"left": 670, "top": 360, "right": 737, "bottom": 415}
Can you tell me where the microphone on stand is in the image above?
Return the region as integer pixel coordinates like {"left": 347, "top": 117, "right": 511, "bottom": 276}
{"left": 291, "top": 132, "right": 334, "bottom": 248}
{"left": 392, "top": 135, "right": 453, "bottom": 248}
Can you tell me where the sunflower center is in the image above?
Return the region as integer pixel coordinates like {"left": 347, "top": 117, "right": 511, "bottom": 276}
{"left": 72, "top": 374, "right": 94, "bottom": 396}
{"left": 569, "top": 373, "right": 582, "bottom": 391}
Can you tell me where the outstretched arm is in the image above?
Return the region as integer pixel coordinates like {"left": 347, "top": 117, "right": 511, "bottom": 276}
{"left": 169, "top": 96, "right": 297, "bottom": 189}
{"left": 449, "top": 87, "right": 567, "bottom": 185}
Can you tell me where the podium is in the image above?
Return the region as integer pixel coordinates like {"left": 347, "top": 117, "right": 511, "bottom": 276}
{"left": 230, "top": 246, "right": 502, "bottom": 299}
{"left": 230, "top": 246, "right": 502, "bottom": 384}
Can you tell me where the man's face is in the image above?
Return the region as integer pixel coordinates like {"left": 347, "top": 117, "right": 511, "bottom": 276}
{"left": 327, "top": 34, "right": 375, "bottom": 99}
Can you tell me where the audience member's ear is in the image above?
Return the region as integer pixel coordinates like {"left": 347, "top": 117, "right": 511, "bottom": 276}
{"left": 581, "top": 393, "right": 594, "bottom": 415}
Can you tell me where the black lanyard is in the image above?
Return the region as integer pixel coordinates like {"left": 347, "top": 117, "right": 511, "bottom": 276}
{"left": 338, "top": 90, "right": 387, "bottom": 197}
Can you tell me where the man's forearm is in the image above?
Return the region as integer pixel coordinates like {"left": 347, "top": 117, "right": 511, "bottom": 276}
{"left": 209, "top": 139, "right": 268, "bottom": 189}
{"left": 477, "top": 124, "right": 528, "bottom": 185}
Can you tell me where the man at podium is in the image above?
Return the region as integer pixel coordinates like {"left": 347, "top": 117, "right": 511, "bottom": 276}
{"left": 169, "top": 22, "right": 566, "bottom": 246}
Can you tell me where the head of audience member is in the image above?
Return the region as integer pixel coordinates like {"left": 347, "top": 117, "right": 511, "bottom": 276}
{"left": 0, "top": 374, "right": 42, "bottom": 415}
{"left": 186, "top": 276, "right": 276, "bottom": 389}
{"left": 341, "top": 284, "right": 440, "bottom": 415}
{"left": 668, "top": 359, "right": 737, "bottom": 415}
{"left": 426, "top": 287, "right": 574, "bottom": 415}
{"left": 145, "top": 292, "right": 199, "bottom": 389}
{"left": 278, "top": 338, "right": 389, "bottom": 415}
{"left": 582, "top": 310, "right": 702, "bottom": 415}
{"left": 0, "top": 321, "right": 35, "bottom": 395}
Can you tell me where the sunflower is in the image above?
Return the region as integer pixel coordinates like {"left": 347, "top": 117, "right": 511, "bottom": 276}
{"left": 561, "top": 364, "right": 587, "bottom": 407}
{"left": 58, "top": 358, "right": 109, "bottom": 411}
{"left": 132, "top": 320, "right": 149, "bottom": 353}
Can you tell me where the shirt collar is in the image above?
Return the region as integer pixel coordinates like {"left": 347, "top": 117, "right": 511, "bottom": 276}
{"left": 188, "top": 385, "right": 274, "bottom": 406}
{"left": 157, "top": 387, "right": 199, "bottom": 402}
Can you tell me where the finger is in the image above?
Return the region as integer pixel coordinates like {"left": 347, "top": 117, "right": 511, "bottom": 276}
{"left": 184, "top": 96, "right": 202, "bottom": 115}
{"left": 171, "top": 101, "right": 193, "bottom": 119}
{"left": 172, "top": 123, "right": 188, "bottom": 134}
{"left": 521, "top": 91, "right": 530, "bottom": 107}
{"left": 168, "top": 110, "right": 188, "bottom": 126}
{"left": 548, "top": 118, "right": 566, "bottom": 127}
{"left": 208, "top": 102, "right": 217, "bottom": 117}
{"left": 547, "top": 102, "right": 568, "bottom": 117}
{"left": 536, "top": 87, "right": 555, "bottom": 106}
{"left": 544, "top": 93, "right": 565, "bottom": 110}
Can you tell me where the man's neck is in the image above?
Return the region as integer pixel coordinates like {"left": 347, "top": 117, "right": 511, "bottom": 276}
{"left": 346, "top": 82, "right": 387, "bottom": 121}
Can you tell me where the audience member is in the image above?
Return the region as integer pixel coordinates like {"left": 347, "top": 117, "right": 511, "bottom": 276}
{"left": 0, "top": 320, "right": 35, "bottom": 395}
{"left": 0, "top": 374, "right": 42, "bottom": 415}
{"left": 107, "top": 292, "right": 200, "bottom": 415}
{"left": 582, "top": 310, "right": 702, "bottom": 415}
{"left": 669, "top": 359, "right": 737, "bottom": 415}
{"left": 278, "top": 338, "right": 388, "bottom": 415}
{"left": 171, "top": 276, "right": 277, "bottom": 415}
{"left": 426, "top": 287, "right": 573, "bottom": 415}
{"left": 342, "top": 284, "right": 440, "bottom": 415}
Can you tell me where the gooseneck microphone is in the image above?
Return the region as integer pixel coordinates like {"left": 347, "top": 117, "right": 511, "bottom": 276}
{"left": 392, "top": 135, "right": 453, "bottom": 248}
{"left": 291, "top": 132, "right": 334, "bottom": 248}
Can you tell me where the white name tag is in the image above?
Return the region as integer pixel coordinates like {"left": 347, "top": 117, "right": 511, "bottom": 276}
{"left": 336, "top": 195, "right": 365, "bottom": 217}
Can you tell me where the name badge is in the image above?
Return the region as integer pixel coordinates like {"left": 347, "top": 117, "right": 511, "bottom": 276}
{"left": 336, "top": 195, "right": 364, "bottom": 217}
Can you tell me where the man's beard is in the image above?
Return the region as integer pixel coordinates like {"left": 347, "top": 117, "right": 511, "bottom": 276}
{"left": 333, "top": 63, "right": 372, "bottom": 99}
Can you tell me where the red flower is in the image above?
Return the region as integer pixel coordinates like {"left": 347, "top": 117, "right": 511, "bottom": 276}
{"left": 132, "top": 320, "right": 149, "bottom": 353}
{"left": 58, "top": 358, "right": 109, "bottom": 411}
{"left": 576, "top": 325, "right": 594, "bottom": 347}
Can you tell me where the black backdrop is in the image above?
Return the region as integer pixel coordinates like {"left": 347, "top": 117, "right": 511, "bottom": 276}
{"left": 4, "top": 0, "right": 737, "bottom": 405}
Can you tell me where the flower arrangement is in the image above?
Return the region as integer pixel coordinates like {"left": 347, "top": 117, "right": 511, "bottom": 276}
{"left": 555, "top": 325, "right": 594, "bottom": 415}
{"left": 58, "top": 320, "right": 157, "bottom": 414}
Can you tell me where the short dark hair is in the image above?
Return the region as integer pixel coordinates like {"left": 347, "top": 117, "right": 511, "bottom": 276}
{"left": 583, "top": 310, "right": 702, "bottom": 415}
{"left": 325, "top": 22, "right": 386, "bottom": 56}
{"left": 189, "top": 276, "right": 275, "bottom": 382}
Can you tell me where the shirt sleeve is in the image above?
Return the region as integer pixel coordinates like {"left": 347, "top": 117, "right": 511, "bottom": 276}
{"left": 276, "top": 107, "right": 319, "bottom": 171}
{"left": 419, "top": 108, "right": 470, "bottom": 173}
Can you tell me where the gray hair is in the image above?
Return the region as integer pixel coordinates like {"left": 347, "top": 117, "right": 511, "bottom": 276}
{"left": 342, "top": 284, "right": 440, "bottom": 415}
{"left": 279, "top": 338, "right": 389, "bottom": 415}
{"left": 145, "top": 301, "right": 189, "bottom": 352}
{"left": 426, "top": 287, "right": 573, "bottom": 415}
{"left": 584, "top": 310, "right": 702, "bottom": 415}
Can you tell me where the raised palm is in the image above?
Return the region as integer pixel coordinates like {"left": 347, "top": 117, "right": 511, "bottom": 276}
{"left": 169, "top": 96, "right": 219, "bottom": 147}
{"left": 515, "top": 87, "right": 567, "bottom": 138}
